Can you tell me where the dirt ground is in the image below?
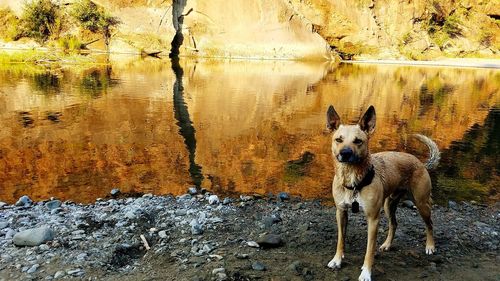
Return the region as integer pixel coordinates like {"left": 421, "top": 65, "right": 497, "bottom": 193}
{"left": 0, "top": 193, "right": 498, "bottom": 281}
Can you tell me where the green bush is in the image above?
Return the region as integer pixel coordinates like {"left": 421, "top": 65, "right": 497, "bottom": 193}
{"left": 0, "top": 8, "right": 22, "bottom": 41}
{"left": 71, "top": 0, "right": 120, "bottom": 51}
{"left": 57, "top": 35, "right": 83, "bottom": 53}
{"left": 18, "top": 0, "right": 61, "bottom": 43}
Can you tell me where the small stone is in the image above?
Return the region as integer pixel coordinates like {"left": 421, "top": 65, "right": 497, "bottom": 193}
{"left": 45, "top": 200, "right": 61, "bottom": 211}
{"left": 67, "top": 268, "right": 84, "bottom": 276}
{"left": 252, "top": 261, "right": 266, "bottom": 271}
{"left": 178, "top": 194, "right": 192, "bottom": 201}
{"left": 27, "top": 264, "right": 39, "bottom": 274}
{"left": 208, "top": 195, "right": 220, "bottom": 205}
{"left": 278, "top": 192, "right": 290, "bottom": 201}
{"left": 5, "top": 228, "right": 15, "bottom": 239}
{"left": 448, "top": 200, "right": 457, "bottom": 209}
{"left": 15, "top": 195, "right": 33, "bottom": 207}
{"left": 0, "top": 201, "right": 7, "bottom": 208}
{"left": 190, "top": 219, "right": 203, "bottom": 235}
{"left": 216, "top": 273, "right": 227, "bottom": 281}
{"left": 13, "top": 227, "right": 54, "bottom": 246}
{"left": 188, "top": 186, "right": 198, "bottom": 195}
{"left": 212, "top": 268, "right": 225, "bottom": 275}
{"left": 175, "top": 209, "right": 187, "bottom": 216}
{"left": 54, "top": 271, "right": 65, "bottom": 279}
{"left": 0, "top": 221, "right": 9, "bottom": 229}
{"left": 257, "top": 234, "right": 283, "bottom": 248}
{"left": 235, "top": 253, "right": 249, "bottom": 259}
{"left": 39, "top": 244, "right": 50, "bottom": 251}
{"left": 246, "top": 241, "right": 259, "bottom": 248}
{"left": 142, "top": 193, "right": 153, "bottom": 198}
{"left": 50, "top": 208, "right": 63, "bottom": 215}
{"left": 401, "top": 200, "right": 415, "bottom": 209}
{"left": 110, "top": 188, "right": 120, "bottom": 197}
{"left": 222, "top": 198, "right": 233, "bottom": 205}
{"left": 240, "top": 195, "right": 254, "bottom": 202}
{"left": 158, "top": 230, "right": 168, "bottom": 239}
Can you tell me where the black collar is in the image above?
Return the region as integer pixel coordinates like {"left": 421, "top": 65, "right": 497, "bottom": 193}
{"left": 344, "top": 165, "right": 375, "bottom": 191}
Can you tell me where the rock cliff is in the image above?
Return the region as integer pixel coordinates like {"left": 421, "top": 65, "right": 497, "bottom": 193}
{"left": 0, "top": 0, "right": 499, "bottom": 60}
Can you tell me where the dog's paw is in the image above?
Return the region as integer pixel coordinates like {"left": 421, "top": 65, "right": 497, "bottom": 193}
{"left": 379, "top": 242, "right": 392, "bottom": 252}
{"left": 327, "top": 256, "right": 342, "bottom": 269}
{"left": 425, "top": 245, "right": 436, "bottom": 255}
{"left": 358, "top": 266, "right": 371, "bottom": 281}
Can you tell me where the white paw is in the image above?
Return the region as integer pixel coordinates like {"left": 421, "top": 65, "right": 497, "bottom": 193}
{"left": 358, "top": 266, "right": 371, "bottom": 281}
{"left": 379, "top": 242, "right": 391, "bottom": 252}
{"left": 327, "top": 255, "right": 342, "bottom": 269}
{"left": 425, "top": 245, "right": 436, "bottom": 255}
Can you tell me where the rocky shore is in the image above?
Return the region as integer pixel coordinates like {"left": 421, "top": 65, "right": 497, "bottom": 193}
{"left": 0, "top": 191, "right": 498, "bottom": 281}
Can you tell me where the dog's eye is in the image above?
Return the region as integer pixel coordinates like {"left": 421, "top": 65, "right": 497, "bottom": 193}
{"left": 353, "top": 138, "right": 363, "bottom": 145}
{"left": 335, "top": 138, "right": 343, "bottom": 143}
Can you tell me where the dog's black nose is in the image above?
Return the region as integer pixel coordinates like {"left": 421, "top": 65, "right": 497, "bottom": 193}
{"left": 339, "top": 147, "right": 353, "bottom": 159}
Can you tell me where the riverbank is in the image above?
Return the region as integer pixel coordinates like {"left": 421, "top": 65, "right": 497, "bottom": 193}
{"left": 0, "top": 191, "right": 498, "bottom": 281}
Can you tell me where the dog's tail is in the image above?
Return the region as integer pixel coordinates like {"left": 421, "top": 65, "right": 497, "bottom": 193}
{"left": 413, "top": 134, "right": 440, "bottom": 170}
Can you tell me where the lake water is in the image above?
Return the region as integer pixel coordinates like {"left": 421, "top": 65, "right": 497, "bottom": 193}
{"left": 0, "top": 57, "right": 498, "bottom": 204}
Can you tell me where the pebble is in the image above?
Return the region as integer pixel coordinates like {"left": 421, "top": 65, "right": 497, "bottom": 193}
{"left": 175, "top": 209, "right": 187, "bottom": 216}
{"left": 67, "top": 268, "right": 84, "bottom": 276}
{"left": 0, "top": 201, "right": 7, "bottom": 208}
{"left": 252, "top": 261, "right": 267, "bottom": 271}
{"left": 190, "top": 219, "right": 203, "bottom": 235}
{"left": 26, "top": 264, "right": 39, "bottom": 274}
{"left": 45, "top": 200, "right": 62, "bottom": 210}
{"left": 246, "top": 241, "right": 260, "bottom": 248}
{"left": 401, "top": 200, "right": 415, "bottom": 209}
{"left": 257, "top": 234, "right": 283, "bottom": 248}
{"left": 15, "top": 195, "right": 33, "bottom": 207}
{"left": 212, "top": 268, "right": 225, "bottom": 275}
{"left": 222, "top": 198, "right": 233, "bottom": 205}
{"left": 53, "top": 271, "right": 65, "bottom": 279}
{"left": 39, "top": 244, "right": 50, "bottom": 251}
{"left": 158, "top": 230, "right": 168, "bottom": 238}
{"left": 110, "top": 189, "right": 121, "bottom": 197}
{"left": 278, "top": 192, "right": 290, "bottom": 201}
{"left": 208, "top": 195, "right": 220, "bottom": 205}
{"left": 178, "top": 194, "right": 192, "bottom": 201}
{"left": 235, "top": 253, "right": 249, "bottom": 259}
{"left": 448, "top": 200, "right": 458, "bottom": 209}
{"left": 13, "top": 227, "right": 54, "bottom": 246}
{"left": 188, "top": 187, "right": 198, "bottom": 195}
{"left": 0, "top": 221, "right": 9, "bottom": 229}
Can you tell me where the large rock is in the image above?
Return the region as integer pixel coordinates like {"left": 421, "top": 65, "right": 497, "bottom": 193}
{"left": 13, "top": 227, "right": 55, "bottom": 246}
{"left": 256, "top": 234, "right": 283, "bottom": 248}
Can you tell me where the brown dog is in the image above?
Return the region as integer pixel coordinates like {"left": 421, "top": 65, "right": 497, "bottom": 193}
{"left": 326, "top": 105, "right": 440, "bottom": 281}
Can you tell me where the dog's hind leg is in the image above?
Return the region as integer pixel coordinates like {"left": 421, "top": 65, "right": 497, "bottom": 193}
{"left": 411, "top": 171, "right": 436, "bottom": 254}
{"left": 328, "top": 207, "right": 348, "bottom": 269}
{"left": 379, "top": 191, "right": 404, "bottom": 251}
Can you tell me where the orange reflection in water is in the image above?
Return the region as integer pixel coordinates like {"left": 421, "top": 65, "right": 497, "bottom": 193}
{"left": 0, "top": 58, "right": 498, "bottom": 203}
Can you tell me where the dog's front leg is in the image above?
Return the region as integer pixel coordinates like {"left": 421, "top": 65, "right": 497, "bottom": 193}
{"left": 328, "top": 207, "right": 348, "bottom": 269}
{"left": 358, "top": 214, "right": 380, "bottom": 281}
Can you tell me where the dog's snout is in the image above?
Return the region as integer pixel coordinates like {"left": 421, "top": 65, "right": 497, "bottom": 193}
{"left": 340, "top": 147, "right": 353, "bottom": 158}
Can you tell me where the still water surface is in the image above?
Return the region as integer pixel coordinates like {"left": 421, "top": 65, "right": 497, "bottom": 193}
{"left": 0, "top": 57, "right": 498, "bottom": 204}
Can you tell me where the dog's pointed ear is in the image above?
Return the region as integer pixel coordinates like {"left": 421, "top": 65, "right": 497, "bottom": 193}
{"left": 326, "top": 105, "right": 341, "bottom": 131}
{"left": 359, "top": 106, "right": 376, "bottom": 135}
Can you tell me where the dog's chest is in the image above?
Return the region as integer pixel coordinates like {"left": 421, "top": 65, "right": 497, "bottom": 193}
{"left": 336, "top": 190, "right": 365, "bottom": 210}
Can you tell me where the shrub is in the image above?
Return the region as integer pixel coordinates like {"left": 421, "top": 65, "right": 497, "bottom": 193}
{"left": 57, "top": 35, "right": 83, "bottom": 53}
{"left": 0, "top": 8, "right": 21, "bottom": 41}
{"left": 71, "top": 0, "right": 120, "bottom": 52}
{"left": 18, "top": 0, "right": 61, "bottom": 43}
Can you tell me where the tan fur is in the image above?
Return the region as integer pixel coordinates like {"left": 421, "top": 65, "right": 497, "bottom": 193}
{"left": 326, "top": 105, "right": 437, "bottom": 281}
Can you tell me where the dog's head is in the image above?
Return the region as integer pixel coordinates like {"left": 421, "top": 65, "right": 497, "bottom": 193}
{"left": 326, "top": 105, "right": 376, "bottom": 164}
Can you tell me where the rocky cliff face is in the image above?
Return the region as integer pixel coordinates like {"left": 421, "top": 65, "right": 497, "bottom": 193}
{"left": 0, "top": 0, "right": 499, "bottom": 59}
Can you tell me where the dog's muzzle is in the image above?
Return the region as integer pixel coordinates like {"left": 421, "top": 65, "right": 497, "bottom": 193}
{"left": 337, "top": 147, "right": 360, "bottom": 164}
